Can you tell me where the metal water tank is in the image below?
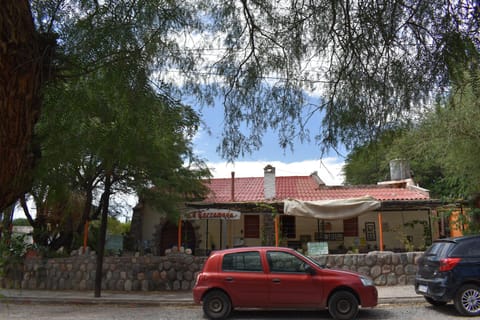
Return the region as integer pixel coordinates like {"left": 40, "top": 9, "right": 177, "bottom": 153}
{"left": 389, "top": 159, "right": 411, "bottom": 180}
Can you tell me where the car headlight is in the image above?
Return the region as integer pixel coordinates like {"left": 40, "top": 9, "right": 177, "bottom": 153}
{"left": 359, "top": 276, "right": 374, "bottom": 287}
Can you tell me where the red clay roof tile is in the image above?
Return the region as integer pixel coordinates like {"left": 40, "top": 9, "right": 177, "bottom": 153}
{"left": 202, "top": 175, "right": 429, "bottom": 203}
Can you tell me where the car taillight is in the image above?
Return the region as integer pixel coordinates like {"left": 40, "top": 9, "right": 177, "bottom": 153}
{"left": 439, "top": 258, "right": 461, "bottom": 271}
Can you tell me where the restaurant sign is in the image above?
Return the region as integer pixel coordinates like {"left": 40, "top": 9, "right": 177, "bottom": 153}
{"left": 185, "top": 209, "right": 241, "bottom": 220}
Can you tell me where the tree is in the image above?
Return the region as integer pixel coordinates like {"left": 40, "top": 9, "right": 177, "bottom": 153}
{"left": 198, "top": 1, "right": 479, "bottom": 159}
{"left": 28, "top": 56, "right": 210, "bottom": 296}
{"left": 2, "top": 1, "right": 479, "bottom": 213}
{"left": 389, "top": 34, "right": 479, "bottom": 198}
{"left": 343, "top": 130, "right": 399, "bottom": 185}
{"left": 0, "top": 1, "right": 55, "bottom": 211}
{"left": 3, "top": 1, "right": 211, "bottom": 297}
{"left": 344, "top": 36, "right": 479, "bottom": 199}
{"left": 1, "top": 0, "right": 203, "bottom": 212}
{"left": 343, "top": 129, "right": 453, "bottom": 198}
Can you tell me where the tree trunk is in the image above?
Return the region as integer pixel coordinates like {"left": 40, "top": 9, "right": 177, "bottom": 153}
{"left": 0, "top": 1, "right": 54, "bottom": 211}
{"left": 0, "top": 205, "right": 14, "bottom": 242}
{"left": 94, "top": 173, "right": 112, "bottom": 298}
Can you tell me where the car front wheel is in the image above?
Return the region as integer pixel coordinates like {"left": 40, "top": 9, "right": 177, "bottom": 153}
{"left": 203, "top": 290, "right": 232, "bottom": 320}
{"left": 328, "top": 290, "right": 359, "bottom": 320}
{"left": 454, "top": 284, "right": 480, "bottom": 316}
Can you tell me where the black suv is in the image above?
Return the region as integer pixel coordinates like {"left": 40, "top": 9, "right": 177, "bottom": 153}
{"left": 415, "top": 235, "right": 480, "bottom": 316}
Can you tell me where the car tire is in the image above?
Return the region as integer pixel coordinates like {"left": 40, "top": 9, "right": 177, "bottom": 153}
{"left": 454, "top": 284, "right": 480, "bottom": 316}
{"left": 328, "top": 290, "right": 359, "bottom": 320}
{"left": 425, "top": 296, "right": 448, "bottom": 306}
{"left": 202, "top": 290, "right": 232, "bottom": 320}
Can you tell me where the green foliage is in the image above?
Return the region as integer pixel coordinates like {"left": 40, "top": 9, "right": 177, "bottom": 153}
{"left": 391, "top": 220, "right": 431, "bottom": 252}
{"left": 388, "top": 64, "right": 480, "bottom": 199}
{"left": 19, "top": 0, "right": 210, "bottom": 255}
{"left": 0, "top": 234, "right": 31, "bottom": 278}
{"left": 345, "top": 47, "right": 479, "bottom": 200}
{"left": 465, "top": 208, "right": 480, "bottom": 235}
{"left": 85, "top": 217, "right": 130, "bottom": 254}
{"left": 197, "top": 1, "right": 479, "bottom": 159}
{"left": 343, "top": 130, "right": 401, "bottom": 185}
{"left": 18, "top": 1, "right": 480, "bottom": 251}
{"left": 106, "top": 217, "right": 131, "bottom": 236}
{"left": 27, "top": 0, "right": 479, "bottom": 162}
{"left": 438, "top": 204, "right": 480, "bottom": 236}
{"left": 12, "top": 218, "right": 30, "bottom": 226}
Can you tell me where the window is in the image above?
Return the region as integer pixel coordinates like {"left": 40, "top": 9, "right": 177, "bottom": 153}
{"left": 343, "top": 217, "right": 358, "bottom": 237}
{"left": 267, "top": 251, "right": 305, "bottom": 273}
{"left": 280, "top": 215, "right": 296, "bottom": 238}
{"left": 452, "top": 239, "right": 480, "bottom": 257}
{"left": 222, "top": 251, "right": 263, "bottom": 272}
{"left": 426, "top": 242, "right": 454, "bottom": 258}
{"left": 365, "top": 222, "right": 376, "bottom": 241}
{"left": 244, "top": 215, "right": 260, "bottom": 238}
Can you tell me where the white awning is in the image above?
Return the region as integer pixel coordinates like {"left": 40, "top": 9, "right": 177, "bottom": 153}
{"left": 284, "top": 196, "right": 381, "bottom": 220}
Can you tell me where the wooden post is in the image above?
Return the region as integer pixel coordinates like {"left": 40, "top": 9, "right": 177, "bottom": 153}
{"left": 378, "top": 213, "right": 384, "bottom": 251}
{"left": 275, "top": 215, "right": 279, "bottom": 247}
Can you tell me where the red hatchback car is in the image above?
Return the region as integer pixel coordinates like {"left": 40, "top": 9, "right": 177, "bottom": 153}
{"left": 193, "top": 247, "right": 377, "bottom": 320}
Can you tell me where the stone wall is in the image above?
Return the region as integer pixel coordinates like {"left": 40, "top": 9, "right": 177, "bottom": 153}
{"left": 1, "top": 251, "right": 207, "bottom": 291}
{"left": 1, "top": 251, "right": 422, "bottom": 290}
{"left": 312, "top": 251, "right": 423, "bottom": 286}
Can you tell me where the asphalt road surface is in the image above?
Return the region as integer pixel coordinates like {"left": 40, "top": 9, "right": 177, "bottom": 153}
{"left": 0, "top": 302, "right": 469, "bottom": 320}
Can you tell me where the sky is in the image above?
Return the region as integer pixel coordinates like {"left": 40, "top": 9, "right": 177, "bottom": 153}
{"left": 193, "top": 102, "right": 347, "bottom": 185}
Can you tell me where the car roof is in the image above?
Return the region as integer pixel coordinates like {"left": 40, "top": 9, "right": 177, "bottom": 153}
{"left": 210, "top": 246, "right": 296, "bottom": 255}
{"left": 434, "top": 234, "right": 480, "bottom": 244}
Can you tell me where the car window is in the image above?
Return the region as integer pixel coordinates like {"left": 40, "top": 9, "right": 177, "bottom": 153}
{"left": 267, "top": 251, "right": 306, "bottom": 273}
{"left": 222, "top": 251, "right": 263, "bottom": 272}
{"left": 450, "top": 238, "right": 480, "bottom": 257}
{"left": 425, "top": 242, "right": 454, "bottom": 258}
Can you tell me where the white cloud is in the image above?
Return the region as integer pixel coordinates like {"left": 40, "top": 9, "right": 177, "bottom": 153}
{"left": 207, "top": 158, "right": 345, "bottom": 185}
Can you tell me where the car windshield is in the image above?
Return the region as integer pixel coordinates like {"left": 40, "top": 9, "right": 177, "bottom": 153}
{"left": 297, "top": 251, "right": 325, "bottom": 268}
{"left": 425, "top": 241, "right": 455, "bottom": 258}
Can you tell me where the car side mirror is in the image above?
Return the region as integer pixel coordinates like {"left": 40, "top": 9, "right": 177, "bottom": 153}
{"left": 304, "top": 264, "right": 316, "bottom": 275}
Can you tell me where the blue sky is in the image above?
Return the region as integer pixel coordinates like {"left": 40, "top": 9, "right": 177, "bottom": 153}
{"left": 192, "top": 103, "right": 347, "bottom": 185}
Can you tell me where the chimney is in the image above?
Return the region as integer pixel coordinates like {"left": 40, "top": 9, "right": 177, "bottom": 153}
{"left": 264, "top": 165, "right": 276, "bottom": 199}
{"left": 310, "top": 171, "right": 326, "bottom": 186}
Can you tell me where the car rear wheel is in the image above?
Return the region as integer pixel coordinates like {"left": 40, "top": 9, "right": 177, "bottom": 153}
{"left": 454, "top": 284, "right": 480, "bottom": 316}
{"left": 203, "top": 290, "right": 232, "bottom": 320}
{"left": 425, "top": 296, "right": 448, "bottom": 306}
{"left": 328, "top": 291, "right": 359, "bottom": 320}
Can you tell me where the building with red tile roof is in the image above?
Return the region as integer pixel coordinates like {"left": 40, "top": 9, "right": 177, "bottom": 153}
{"left": 133, "top": 164, "right": 445, "bottom": 256}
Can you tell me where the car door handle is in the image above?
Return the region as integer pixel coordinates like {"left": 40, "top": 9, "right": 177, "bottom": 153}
{"left": 272, "top": 278, "right": 281, "bottom": 283}
{"left": 225, "top": 277, "right": 234, "bottom": 282}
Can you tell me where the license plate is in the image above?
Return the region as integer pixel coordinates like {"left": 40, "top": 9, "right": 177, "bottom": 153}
{"left": 418, "top": 285, "right": 428, "bottom": 293}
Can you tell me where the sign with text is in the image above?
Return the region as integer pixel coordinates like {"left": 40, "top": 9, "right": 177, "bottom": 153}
{"left": 106, "top": 234, "right": 123, "bottom": 252}
{"left": 185, "top": 209, "right": 241, "bottom": 220}
{"left": 307, "top": 242, "right": 329, "bottom": 255}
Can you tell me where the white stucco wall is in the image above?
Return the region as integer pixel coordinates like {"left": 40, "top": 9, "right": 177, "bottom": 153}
{"left": 199, "top": 209, "right": 434, "bottom": 252}
{"left": 141, "top": 205, "right": 164, "bottom": 243}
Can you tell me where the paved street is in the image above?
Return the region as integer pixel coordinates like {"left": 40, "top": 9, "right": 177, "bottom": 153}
{"left": 0, "top": 302, "right": 469, "bottom": 320}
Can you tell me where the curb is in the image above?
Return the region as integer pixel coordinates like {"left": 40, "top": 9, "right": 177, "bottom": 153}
{"left": 0, "top": 296, "right": 196, "bottom": 306}
{"left": 1, "top": 296, "right": 424, "bottom": 306}
{"left": 378, "top": 297, "right": 424, "bottom": 305}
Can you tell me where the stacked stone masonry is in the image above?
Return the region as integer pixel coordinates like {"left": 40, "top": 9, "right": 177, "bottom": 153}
{"left": 1, "top": 251, "right": 423, "bottom": 290}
